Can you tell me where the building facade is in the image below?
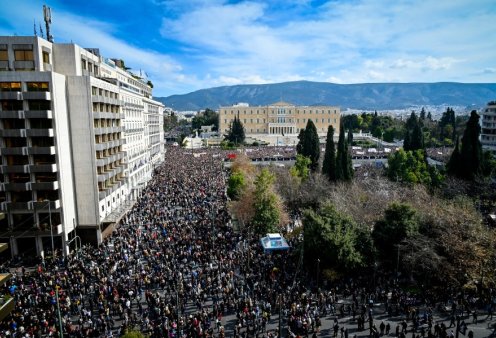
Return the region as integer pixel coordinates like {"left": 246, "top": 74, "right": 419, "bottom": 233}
{"left": 481, "top": 101, "right": 496, "bottom": 155}
{"left": 219, "top": 102, "right": 340, "bottom": 144}
{"left": 0, "top": 36, "right": 164, "bottom": 257}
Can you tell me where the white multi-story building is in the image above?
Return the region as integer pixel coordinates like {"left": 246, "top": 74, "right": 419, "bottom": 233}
{"left": 481, "top": 101, "right": 496, "bottom": 155}
{"left": 0, "top": 36, "right": 164, "bottom": 257}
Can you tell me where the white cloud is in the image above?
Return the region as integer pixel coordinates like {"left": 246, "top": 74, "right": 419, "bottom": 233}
{"left": 389, "top": 57, "right": 462, "bottom": 71}
{"left": 1, "top": 0, "right": 495, "bottom": 95}
{"left": 158, "top": 0, "right": 496, "bottom": 89}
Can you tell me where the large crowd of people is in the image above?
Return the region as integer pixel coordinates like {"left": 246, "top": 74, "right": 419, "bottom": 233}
{"left": 0, "top": 146, "right": 493, "bottom": 338}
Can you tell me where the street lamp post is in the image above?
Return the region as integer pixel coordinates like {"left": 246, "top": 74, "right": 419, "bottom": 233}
{"left": 44, "top": 200, "right": 54, "bottom": 255}
{"left": 316, "top": 258, "right": 320, "bottom": 290}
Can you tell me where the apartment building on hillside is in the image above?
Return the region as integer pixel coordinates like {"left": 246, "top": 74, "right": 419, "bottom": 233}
{"left": 0, "top": 36, "right": 164, "bottom": 257}
{"left": 481, "top": 101, "right": 496, "bottom": 155}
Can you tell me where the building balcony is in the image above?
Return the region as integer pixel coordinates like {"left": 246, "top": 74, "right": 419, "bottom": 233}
{"left": 3, "top": 201, "right": 30, "bottom": 211}
{"left": 115, "top": 151, "right": 125, "bottom": 161}
{"left": 0, "top": 110, "right": 24, "bottom": 119}
{"left": 481, "top": 144, "right": 496, "bottom": 154}
{"left": 30, "top": 181, "right": 59, "bottom": 190}
{"left": 24, "top": 110, "right": 53, "bottom": 119}
{"left": 0, "top": 147, "right": 25, "bottom": 155}
{"left": 0, "top": 129, "right": 25, "bottom": 137}
{"left": 13, "top": 60, "right": 35, "bottom": 70}
{"left": 95, "top": 142, "right": 107, "bottom": 151}
{"left": 96, "top": 157, "right": 109, "bottom": 167}
{"left": 97, "top": 172, "right": 112, "bottom": 182}
{"left": 27, "top": 146, "right": 56, "bottom": 155}
{"left": 91, "top": 95, "right": 121, "bottom": 106}
{"left": 0, "top": 182, "right": 30, "bottom": 192}
{"left": 94, "top": 127, "right": 111, "bottom": 135}
{"left": 31, "top": 199, "right": 61, "bottom": 210}
{"left": 35, "top": 223, "right": 63, "bottom": 235}
{"left": 0, "top": 92, "right": 22, "bottom": 100}
{"left": 115, "top": 126, "right": 125, "bottom": 133}
{"left": 93, "top": 112, "right": 115, "bottom": 119}
{"left": 23, "top": 91, "right": 51, "bottom": 100}
{"left": 29, "top": 163, "right": 57, "bottom": 173}
{"left": 98, "top": 190, "right": 108, "bottom": 200}
{"left": 95, "top": 140, "right": 122, "bottom": 151}
{"left": 26, "top": 128, "right": 54, "bottom": 137}
{"left": 0, "top": 165, "right": 29, "bottom": 174}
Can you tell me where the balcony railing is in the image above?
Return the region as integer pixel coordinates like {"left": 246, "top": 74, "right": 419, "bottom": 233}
{"left": 0, "top": 165, "right": 29, "bottom": 174}
{"left": 29, "top": 163, "right": 57, "bottom": 173}
{"left": 0, "top": 92, "right": 22, "bottom": 100}
{"left": 24, "top": 110, "right": 53, "bottom": 119}
{"left": 26, "top": 128, "right": 54, "bottom": 137}
{"left": 30, "top": 181, "right": 59, "bottom": 190}
{"left": 0, "top": 129, "right": 25, "bottom": 137}
{"left": 27, "top": 146, "right": 56, "bottom": 155}
{"left": 23, "top": 91, "right": 51, "bottom": 100}
{"left": 0, "top": 182, "right": 30, "bottom": 192}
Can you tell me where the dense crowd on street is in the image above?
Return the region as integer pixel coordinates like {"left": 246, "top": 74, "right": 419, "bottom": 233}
{"left": 0, "top": 146, "right": 494, "bottom": 338}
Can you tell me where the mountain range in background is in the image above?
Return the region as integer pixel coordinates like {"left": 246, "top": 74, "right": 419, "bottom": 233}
{"left": 155, "top": 81, "right": 496, "bottom": 112}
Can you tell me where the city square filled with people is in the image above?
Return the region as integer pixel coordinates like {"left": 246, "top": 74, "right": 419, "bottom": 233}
{"left": 0, "top": 146, "right": 495, "bottom": 338}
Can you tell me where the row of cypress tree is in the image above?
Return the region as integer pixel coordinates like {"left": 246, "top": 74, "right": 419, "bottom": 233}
{"left": 297, "top": 120, "right": 353, "bottom": 182}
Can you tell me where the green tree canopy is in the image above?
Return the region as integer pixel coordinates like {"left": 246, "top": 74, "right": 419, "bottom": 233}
{"left": 322, "top": 126, "right": 336, "bottom": 181}
{"left": 299, "top": 120, "right": 320, "bottom": 171}
{"left": 403, "top": 112, "right": 424, "bottom": 151}
{"left": 192, "top": 108, "right": 219, "bottom": 131}
{"left": 372, "top": 202, "right": 419, "bottom": 263}
{"left": 225, "top": 116, "right": 245, "bottom": 145}
{"left": 252, "top": 168, "right": 281, "bottom": 235}
{"left": 386, "top": 149, "right": 442, "bottom": 186}
{"left": 290, "top": 154, "right": 312, "bottom": 181}
{"left": 227, "top": 170, "right": 246, "bottom": 200}
{"left": 347, "top": 129, "right": 353, "bottom": 144}
{"left": 303, "top": 203, "right": 364, "bottom": 271}
{"left": 447, "top": 111, "right": 488, "bottom": 180}
{"left": 335, "top": 122, "right": 353, "bottom": 181}
{"left": 296, "top": 128, "right": 305, "bottom": 154}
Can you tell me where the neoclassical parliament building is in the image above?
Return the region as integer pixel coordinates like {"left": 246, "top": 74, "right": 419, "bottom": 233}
{"left": 219, "top": 101, "right": 341, "bottom": 144}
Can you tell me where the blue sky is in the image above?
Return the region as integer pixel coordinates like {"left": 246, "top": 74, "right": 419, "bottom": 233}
{"left": 1, "top": 0, "right": 495, "bottom": 97}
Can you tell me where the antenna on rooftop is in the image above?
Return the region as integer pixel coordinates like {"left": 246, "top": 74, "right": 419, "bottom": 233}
{"left": 34, "top": 19, "right": 38, "bottom": 36}
{"left": 39, "top": 23, "right": 44, "bottom": 39}
{"left": 43, "top": 4, "right": 53, "bottom": 42}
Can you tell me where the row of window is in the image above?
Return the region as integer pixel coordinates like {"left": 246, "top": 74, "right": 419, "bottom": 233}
{"left": 101, "top": 191, "right": 124, "bottom": 213}
{"left": 223, "top": 118, "right": 338, "bottom": 124}
{"left": 92, "top": 102, "right": 120, "bottom": 114}
{"left": 91, "top": 86, "right": 118, "bottom": 99}
{"left": 0, "top": 82, "right": 49, "bottom": 92}
{"left": 1, "top": 100, "right": 51, "bottom": 111}
{"left": 222, "top": 109, "right": 338, "bottom": 115}
{"left": 95, "top": 133, "right": 120, "bottom": 144}
{"left": 224, "top": 127, "right": 333, "bottom": 134}
{"left": 93, "top": 119, "right": 121, "bottom": 129}
{"left": 96, "top": 146, "right": 122, "bottom": 159}
{"left": 98, "top": 174, "right": 124, "bottom": 192}
{"left": 81, "top": 59, "right": 99, "bottom": 76}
